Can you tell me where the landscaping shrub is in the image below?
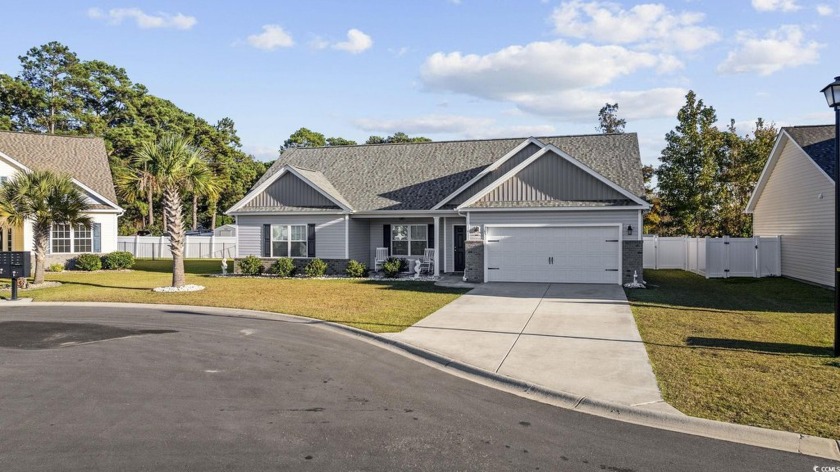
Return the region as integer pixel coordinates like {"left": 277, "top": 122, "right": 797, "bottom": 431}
{"left": 383, "top": 257, "right": 405, "bottom": 278}
{"left": 270, "top": 258, "right": 296, "bottom": 277}
{"left": 103, "top": 251, "right": 135, "bottom": 270}
{"left": 74, "top": 253, "right": 102, "bottom": 271}
{"left": 238, "top": 255, "right": 264, "bottom": 276}
{"left": 48, "top": 263, "right": 64, "bottom": 272}
{"left": 304, "top": 258, "right": 328, "bottom": 277}
{"left": 345, "top": 259, "right": 367, "bottom": 278}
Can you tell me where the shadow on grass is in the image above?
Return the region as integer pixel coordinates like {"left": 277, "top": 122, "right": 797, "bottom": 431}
{"left": 628, "top": 270, "right": 834, "bottom": 314}
{"left": 358, "top": 280, "right": 468, "bottom": 295}
{"left": 49, "top": 281, "right": 151, "bottom": 291}
{"left": 685, "top": 336, "right": 833, "bottom": 357}
{"left": 132, "top": 259, "right": 222, "bottom": 275}
{"left": 160, "top": 309, "right": 417, "bottom": 331}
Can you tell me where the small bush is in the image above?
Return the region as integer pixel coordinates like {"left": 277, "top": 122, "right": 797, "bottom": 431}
{"left": 48, "top": 263, "right": 65, "bottom": 272}
{"left": 238, "top": 255, "right": 264, "bottom": 276}
{"left": 75, "top": 253, "right": 102, "bottom": 271}
{"left": 103, "top": 251, "right": 135, "bottom": 270}
{"left": 304, "top": 258, "right": 328, "bottom": 277}
{"left": 345, "top": 259, "right": 367, "bottom": 278}
{"left": 270, "top": 258, "right": 296, "bottom": 277}
{"left": 383, "top": 257, "right": 404, "bottom": 278}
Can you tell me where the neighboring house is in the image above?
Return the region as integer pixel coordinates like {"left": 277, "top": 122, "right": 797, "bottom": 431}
{"left": 213, "top": 224, "right": 237, "bottom": 237}
{"left": 0, "top": 131, "right": 122, "bottom": 266}
{"left": 746, "top": 125, "right": 835, "bottom": 287}
{"left": 227, "top": 134, "right": 649, "bottom": 285}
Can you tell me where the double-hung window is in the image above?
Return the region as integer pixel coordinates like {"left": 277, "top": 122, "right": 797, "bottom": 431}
{"left": 51, "top": 224, "right": 94, "bottom": 253}
{"left": 391, "top": 224, "right": 427, "bottom": 257}
{"left": 271, "top": 224, "right": 307, "bottom": 257}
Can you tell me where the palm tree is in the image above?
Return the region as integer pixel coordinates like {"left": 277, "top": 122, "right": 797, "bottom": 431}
{"left": 187, "top": 164, "right": 221, "bottom": 232}
{"left": 0, "top": 170, "right": 91, "bottom": 284}
{"left": 131, "top": 135, "right": 219, "bottom": 287}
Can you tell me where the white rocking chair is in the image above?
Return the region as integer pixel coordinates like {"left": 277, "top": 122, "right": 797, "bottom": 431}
{"left": 374, "top": 247, "right": 389, "bottom": 272}
{"left": 419, "top": 248, "right": 435, "bottom": 274}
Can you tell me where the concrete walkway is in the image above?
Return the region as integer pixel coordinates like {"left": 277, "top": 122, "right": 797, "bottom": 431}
{"left": 390, "top": 283, "right": 680, "bottom": 414}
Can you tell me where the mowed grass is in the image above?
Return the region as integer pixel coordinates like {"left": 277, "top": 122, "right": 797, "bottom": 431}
{"left": 627, "top": 270, "right": 839, "bottom": 439}
{"left": 0, "top": 259, "right": 467, "bottom": 333}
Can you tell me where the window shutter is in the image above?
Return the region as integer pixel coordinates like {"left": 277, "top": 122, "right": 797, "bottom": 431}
{"left": 427, "top": 224, "right": 435, "bottom": 249}
{"left": 307, "top": 224, "right": 316, "bottom": 257}
{"left": 383, "top": 224, "right": 391, "bottom": 256}
{"left": 93, "top": 223, "right": 102, "bottom": 252}
{"left": 262, "top": 224, "right": 271, "bottom": 257}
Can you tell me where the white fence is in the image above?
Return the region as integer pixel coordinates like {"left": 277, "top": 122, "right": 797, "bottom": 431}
{"left": 644, "top": 235, "right": 781, "bottom": 278}
{"left": 117, "top": 235, "right": 236, "bottom": 259}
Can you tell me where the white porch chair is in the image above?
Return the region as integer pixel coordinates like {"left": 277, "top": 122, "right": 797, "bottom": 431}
{"left": 374, "top": 247, "right": 389, "bottom": 271}
{"left": 419, "top": 248, "right": 435, "bottom": 274}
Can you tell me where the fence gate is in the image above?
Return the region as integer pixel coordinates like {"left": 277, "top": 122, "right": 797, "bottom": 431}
{"left": 643, "top": 235, "right": 781, "bottom": 279}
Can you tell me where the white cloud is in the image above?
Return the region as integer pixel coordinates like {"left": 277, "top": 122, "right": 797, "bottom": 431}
{"left": 551, "top": 1, "right": 720, "bottom": 52}
{"left": 242, "top": 145, "right": 279, "bottom": 162}
{"left": 421, "top": 40, "right": 665, "bottom": 99}
{"left": 333, "top": 29, "right": 373, "bottom": 54}
{"left": 513, "top": 87, "right": 687, "bottom": 120}
{"left": 247, "top": 25, "right": 294, "bottom": 50}
{"left": 87, "top": 7, "right": 196, "bottom": 30}
{"left": 717, "top": 25, "right": 822, "bottom": 76}
{"left": 751, "top": 0, "right": 801, "bottom": 12}
{"left": 354, "top": 115, "right": 494, "bottom": 134}
{"left": 309, "top": 36, "right": 330, "bottom": 50}
{"left": 816, "top": 4, "right": 834, "bottom": 15}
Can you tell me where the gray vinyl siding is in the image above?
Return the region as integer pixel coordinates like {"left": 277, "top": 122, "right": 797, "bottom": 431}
{"left": 753, "top": 141, "right": 835, "bottom": 287}
{"left": 477, "top": 153, "right": 626, "bottom": 203}
{"left": 347, "top": 218, "right": 370, "bottom": 263}
{"left": 443, "top": 216, "right": 466, "bottom": 272}
{"left": 468, "top": 210, "right": 638, "bottom": 236}
{"left": 237, "top": 214, "right": 346, "bottom": 258}
{"left": 448, "top": 143, "right": 541, "bottom": 206}
{"left": 244, "top": 173, "right": 339, "bottom": 209}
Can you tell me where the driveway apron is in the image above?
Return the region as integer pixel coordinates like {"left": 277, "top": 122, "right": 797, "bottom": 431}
{"left": 389, "top": 282, "right": 679, "bottom": 414}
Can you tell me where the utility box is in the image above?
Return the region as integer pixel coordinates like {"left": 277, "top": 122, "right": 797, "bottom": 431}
{"left": 0, "top": 251, "right": 32, "bottom": 279}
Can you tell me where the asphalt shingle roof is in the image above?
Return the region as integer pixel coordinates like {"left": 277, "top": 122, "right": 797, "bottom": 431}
{"left": 251, "top": 133, "right": 644, "bottom": 212}
{"left": 784, "top": 125, "right": 836, "bottom": 181}
{"left": 0, "top": 131, "right": 119, "bottom": 206}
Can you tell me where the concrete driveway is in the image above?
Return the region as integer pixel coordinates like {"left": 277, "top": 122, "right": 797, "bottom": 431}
{"left": 390, "top": 283, "right": 678, "bottom": 413}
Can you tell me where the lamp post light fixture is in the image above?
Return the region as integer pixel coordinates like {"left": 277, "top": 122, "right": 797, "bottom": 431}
{"left": 820, "top": 76, "right": 840, "bottom": 357}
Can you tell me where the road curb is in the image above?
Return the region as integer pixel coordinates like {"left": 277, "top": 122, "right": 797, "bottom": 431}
{"left": 10, "top": 301, "right": 840, "bottom": 462}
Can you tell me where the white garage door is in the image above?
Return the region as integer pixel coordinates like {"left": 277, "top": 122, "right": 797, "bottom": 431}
{"left": 485, "top": 226, "right": 621, "bottom": 284}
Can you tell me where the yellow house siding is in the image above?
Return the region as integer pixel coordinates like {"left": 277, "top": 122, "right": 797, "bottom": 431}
{"left": 753, "top": 141, "right": 835, "bottom": 287}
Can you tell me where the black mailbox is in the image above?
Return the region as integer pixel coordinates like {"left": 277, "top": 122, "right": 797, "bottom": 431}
{"left": 0, "top": 251, "right": 31, "bottom": 279}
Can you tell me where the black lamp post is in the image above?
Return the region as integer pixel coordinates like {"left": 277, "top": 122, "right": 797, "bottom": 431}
{"left": 821, "top": 76, "right": 840, "bottom": 357}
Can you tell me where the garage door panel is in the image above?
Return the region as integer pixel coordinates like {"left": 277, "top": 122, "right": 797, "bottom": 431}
{"left": 486, "top": 226, "right": 620, "bottom": 284}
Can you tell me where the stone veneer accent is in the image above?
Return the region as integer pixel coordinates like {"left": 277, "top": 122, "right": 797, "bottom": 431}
{"left": 622, "top": 240, "right": 644, "bottom": 284}
{"left": 236, "top": 258, "right": 350, "bottom": 276}
{"left": 464, "top": 240, "right": 485, "bottom": 283}
{"left": 460, "top": 239, "right": 644, "bottom": 285}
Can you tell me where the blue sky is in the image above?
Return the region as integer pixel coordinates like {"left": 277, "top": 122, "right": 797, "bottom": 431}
{"left": 1, "top": 0, "right": 837, "bottom": 166}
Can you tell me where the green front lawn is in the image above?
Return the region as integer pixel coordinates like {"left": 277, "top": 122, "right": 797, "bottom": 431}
{"left": 1, "top": 259, "right": 467, "bottom": 333}
{"left": 627, "top": 270, "right": 839, "bottom": 439}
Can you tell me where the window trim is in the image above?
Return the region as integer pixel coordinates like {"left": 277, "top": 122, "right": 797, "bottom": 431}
{"left": 270, "top": 224, "right": 308, "bottom": 258}
{"left": 50, "top": 223, "right": 93, "bottom": 254}
{"left": 391, "top": 224, "right": 428, "bottom": 257}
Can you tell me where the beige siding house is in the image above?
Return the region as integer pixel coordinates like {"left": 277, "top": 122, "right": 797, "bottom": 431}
{"left": 746, "top": 125, "right": 835, "bottom": 287}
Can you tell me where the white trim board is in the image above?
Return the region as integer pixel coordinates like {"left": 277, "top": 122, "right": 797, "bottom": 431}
{"left": 456, "top": 144, "right": 649, "bottom": 210}
{"left": 431, "top": 137, "right": 545, "bottom": 210}
{"left": 745, "top": 130, "right": 835, "bottom": 214}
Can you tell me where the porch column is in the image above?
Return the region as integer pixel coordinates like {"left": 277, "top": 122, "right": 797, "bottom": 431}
{"left": 433, "top": 216, "right": 440, "bottom": 276}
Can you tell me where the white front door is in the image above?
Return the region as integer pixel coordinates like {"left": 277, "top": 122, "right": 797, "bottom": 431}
{"left": 485, "top": 226, "right": 621, "bottom": 284}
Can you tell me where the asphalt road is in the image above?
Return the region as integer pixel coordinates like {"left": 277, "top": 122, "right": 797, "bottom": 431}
{"left": 0, "top": 306, "right": 835, "bottom": 471}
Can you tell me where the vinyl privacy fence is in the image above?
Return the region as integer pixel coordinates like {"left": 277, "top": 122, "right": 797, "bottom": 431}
{"left": 117, "top": 236, "right": 236, "bottom": 259}
{"left": 643, "top": 235, "right": 781, "bottom": 278}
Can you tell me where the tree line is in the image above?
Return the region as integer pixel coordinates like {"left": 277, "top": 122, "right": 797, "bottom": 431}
{"left": 597, "top": 94, "right": 777, "bottom": 238}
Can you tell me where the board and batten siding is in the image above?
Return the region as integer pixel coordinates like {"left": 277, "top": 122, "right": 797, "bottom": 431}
{"left": 347, "top": 218, "right": 370, "bottom": 262}
{"left": 753, "top": 141, "right": 835, "bottom": 287}
{"left": 448, "top": 143, "right": 541, "bottom": 206}
{"left": 243, "top": 173, "right": 339, "bottom": 209}
{"left": 237, "top": 214, "right": 346, "bottom": 258}
{"left": 477, "top": 153, "right": 627, "bottom": 203}
{"left": 468, "top": 210, "right": 640, "bottom": 239}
